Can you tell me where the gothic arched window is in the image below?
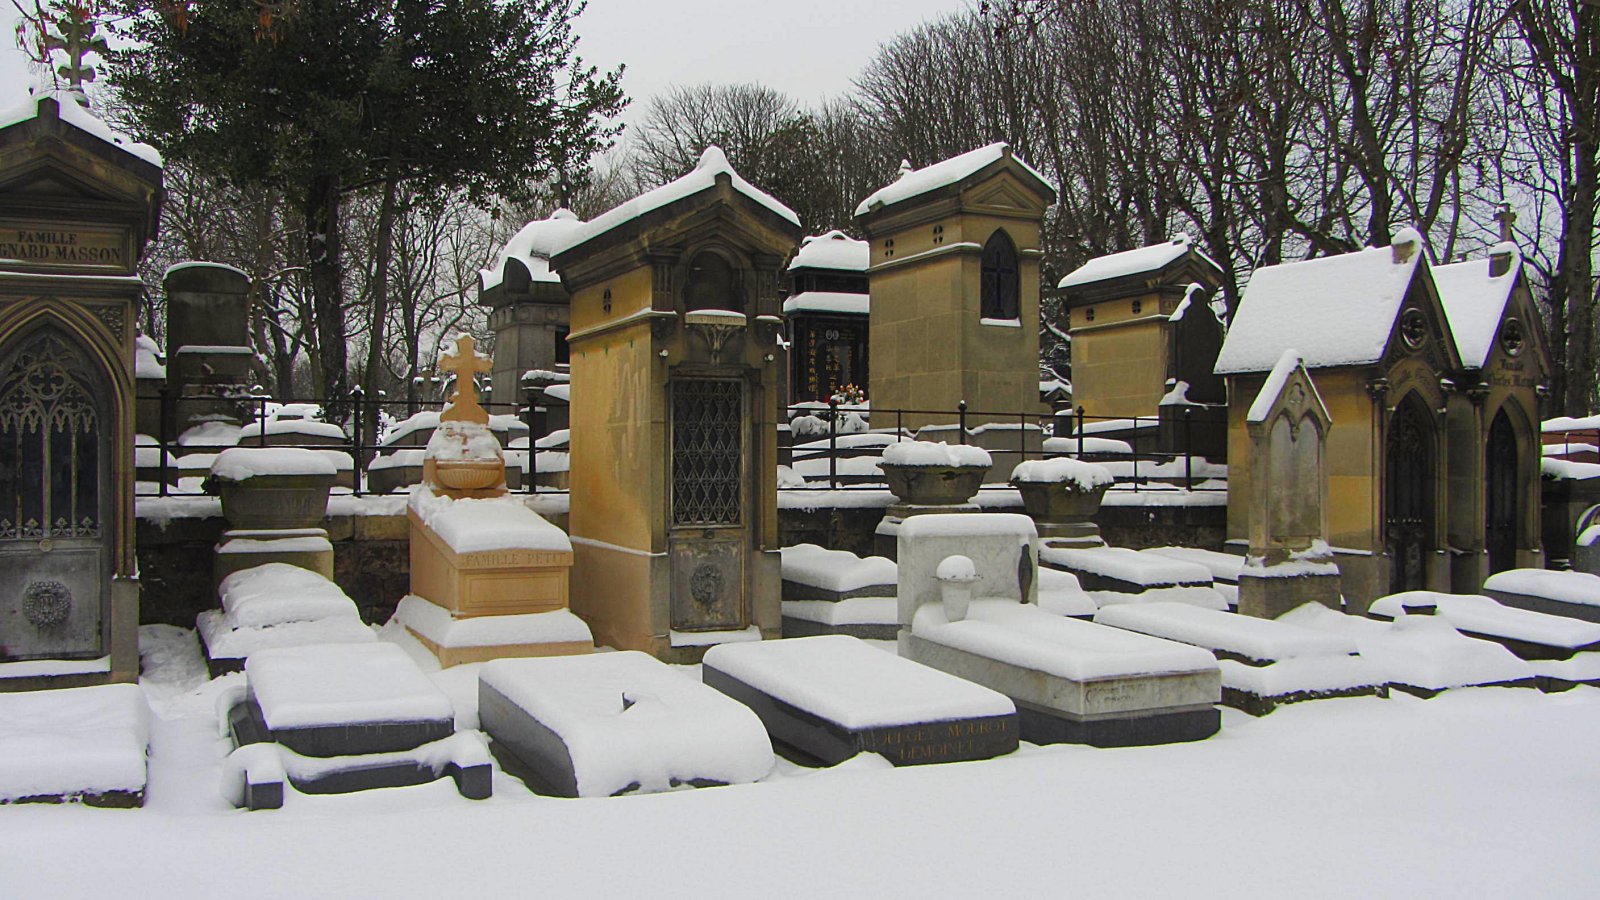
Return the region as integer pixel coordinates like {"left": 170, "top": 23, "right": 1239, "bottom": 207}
{"left": 980, "top": 230, "right": 1019, "bottom": 320}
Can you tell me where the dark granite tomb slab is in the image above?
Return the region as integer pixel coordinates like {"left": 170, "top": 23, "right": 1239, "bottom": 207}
{"left": 236, "top": 693, "right": 452, "bottom": 757}
{"left": 1014, "top": 700, "right": 1218, "bottom": 748}
{"left": 1483, "top": 589, "right": 1600, "bottom": 625}
{"left": 780, "top": 615, "right": 899, "bottom": 641}
{"left": 702, "top": 663, "right": 1017, "bottom": 767}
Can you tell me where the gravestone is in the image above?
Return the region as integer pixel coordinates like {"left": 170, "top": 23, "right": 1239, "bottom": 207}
{"left": 551, "top": 147, "right": 799, "bottom": 661}
{"left": 1236, "top": 351, "right": 1342, "bottom": 617}
{"left": 0, "top": 90, "right": 162, "bottom": 690}
{"left": 163, "top": 262, "right": 251, "bottom": 438}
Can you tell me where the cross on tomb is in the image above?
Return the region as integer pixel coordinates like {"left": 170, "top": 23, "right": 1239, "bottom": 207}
{"left": 1494, "top": 202, "right": 1517, "bottom": 244}
{"left": 438, "top": 333, "right": 493, "bottom": 424}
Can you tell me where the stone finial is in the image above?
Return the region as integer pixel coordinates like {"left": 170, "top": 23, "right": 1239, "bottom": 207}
{"left": 438, "top": 334, "right": 493, "bottom": 425}
{"left": 1390, "top": 226, "right": 1422, "bottom": 265}
{"left": 1493, "top": 201, "right": 1517, "bottom": 244}
{"left": 898, "top": 159, "right": 914, "bottom": 179}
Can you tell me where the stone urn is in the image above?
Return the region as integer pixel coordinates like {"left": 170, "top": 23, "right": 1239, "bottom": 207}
{"left": 1009, "top": 458, "right": 1114, "bottom": 546}
{"left": 423, "top": 419, "right": 507, "bottom": 496}
{"left": 879, "top": 441, "right": 992, "bottom": 507}
{"left": 205, "top": 447, "right": 337, "bottom": 529}
{"left": 430, "top": 458, "right": 505, "bottom": 492}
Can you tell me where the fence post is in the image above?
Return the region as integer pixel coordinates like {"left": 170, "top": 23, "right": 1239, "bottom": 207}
{"left": 828, "top": 397, "right": 838, "bottom": 490}
{"left": 1019, "top": 410, "right": 1027, "bottom": 462}
{"left": 958, "top": 400, "right": 967, "bottom": 445}
{"left": 258, "top": 396, "right": 268, "bottom": 446}
{"left": 157, "top": 384, "right": 172, "bottom": 498}
{"left": 350, "top": 386, "right": 365, "bottom": 496}
{"left": 1076, "top": 406, "right": 1085, "bottom": 456}
{"left": 525, "top": 386, "right": 539, "bottom": 494}
{"left": 1184, "top": 407, "right": 1193, "bottom": 491}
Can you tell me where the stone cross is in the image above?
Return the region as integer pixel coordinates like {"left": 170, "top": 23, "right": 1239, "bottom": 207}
{"left": 1494, "top": 202, "right": 1516, "bottom": 244}
{"left": 438, "top": 334, "right": 493, "bottom": 424}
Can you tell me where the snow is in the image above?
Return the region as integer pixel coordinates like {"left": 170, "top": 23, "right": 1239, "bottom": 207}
{"left": 556, "top": 147, "right": 799, "bottom": 257}
{"left": 482, "top": 652, "right": 773, "bottom": 797}
{"left": 245, "top": 643, "right": 453, "bottom": 731}
{"left": 0, "top": 88, "right": 163, "bottom": 166}
{"left": 1009, "top": 457, "right": 1114, "bottom": 489}
{"left": 369, "top": 449, "right": 425, "bottom": 471}
{"left": 1089, "top": 586, "right": 1231, "bottom": 611}
{"left": 177, "top": 421, "right": 241, "bottom": 447}
{"left": 935, "top": 554, "right": 977, "bottom": 581}
{"left": 782, "top": 291, "right": 870, "bottom": 314}
{"left": 479, "top": 209, "right": 587, "bottom": 291}
{"left": 1483, "top": 569, "right": 1600, "bottom": 607}
{"left": 1242, "top": 541, "right": 1341, "bottom": 578}
{"left": 1218, "top": 657, "right": 1385, "bottom": 697}
{"left": 1370, "top": 592, "right": 1600, "bottom": 650}
{"left": 880, "top": 440, "right": 991, "bottom": 468}
{"left": 197, "top": 611, "right": 376, "bottom": 660}
{"left": 1042, "top": 436, "right": 1134, "bottom": 455}
{"left": 1543, "top": 415, "right": 1600, "bottom": 433}
{"left": 788, "top": 230, "right": 869, "bottom": 272}
{"left": 380, "top": 411, "right": 441, "bottom": 446}
{"left": 1542, "top": 457, "right": 1600, "bottom": 480}
{"left": 1142, "top": 547, "right": 1245, "bottom": 582}
{"left": 238, "top": 419, "right": 345, "bottom": 441}
{"left": 669, "top": 626, "right": 762, "bottom": 648}
{"left": 705, "top": 635, "right": 1014, "bottom": 730}
{"left": 209, "top": 447, "right": 337, "bottom": 480}
{"left": 408, "top": 485, "right": 570, "bottom": 554}
{"left": 1041, "top": 546, "right": 1211, "bottom": 586}
{"left": 980, "top": 317, "right": 1021, "bottom": 327}
{"left": 781, "top": 598, "right": 899, "bottom": 626}
{"left": 912, "top": 600, "right": 1219, "bottom": 680}
{"left": 134, "top": 334, "right": 165, "bottom": 379}
{"left": 779, "top": 544, "right": 896, "bottom": 593}
{"left": 543, "top": 383, "right": 570, "bottom": 402}
{"left": 1036, "top": 568, "right": 1097, "bottom": 617}
{"left": 392, "top": 595, "right": 591, "bottom": 649}
{"left": 4, "top": 623, "right": 1600, "bottom": 895}
{"left": 1094, "top": 602, "right": 1357, "bottom": 663}
{"left": 1432, "top": 249, "right": 1521, "bottom": 368}
{"left": 0, "top": 656, "right": 111, "bottom": 678}
{"left": 217, "top": 535, "right": 333, "bottom": 556}
{"left": 0, "top": 683, "right": 150, "bottom": 802}
{"left": 1057, "top": 234, "right": 1216, "bottom": 289}
{"left": 898, "top": 511, "right": 1034, "bottom": 541}
{"left": 855, "top": 142, "right": 1055, "bottom": 216}
{"left": 1281, "top": 603, "right": 1532, "bottom": 691}
{"left": 217, "top": 563, "right": 361, "bottom": 629}
{"left": 424, "top": 420, "right": 503, "bottom": 462}
{"left": 1215, "top": 242, "right": 1425, "bottom": 374}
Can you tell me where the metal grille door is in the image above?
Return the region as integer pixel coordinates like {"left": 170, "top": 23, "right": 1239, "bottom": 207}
{"left": 1485, "top": 412, "right": 1519, "bottom": 574}
{"left": 671, "top": 378, "right": 743, "bottom": 526}
{"left": 1385, "top": 398, "right": 1434, "bottom": 594}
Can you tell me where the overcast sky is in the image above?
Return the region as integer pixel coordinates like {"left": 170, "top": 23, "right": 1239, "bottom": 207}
{"left": 1, "top": 0, "right": 973, "bottom": 124}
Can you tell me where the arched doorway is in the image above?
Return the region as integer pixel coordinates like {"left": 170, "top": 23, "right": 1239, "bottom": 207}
{"left": 1385, "top": 394, "right": 1435, "bottom": 594}
{"left": 1485, "top": 410, "right": 1520, "bottom": 574}
{"left": 0, "top": 325, "right": 112, "bottom": 660}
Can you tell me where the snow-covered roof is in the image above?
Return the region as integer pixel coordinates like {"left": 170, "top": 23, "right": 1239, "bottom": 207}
{"left": 1058, "top": 234, "right": 1220, "bottom": 290}
{"left": 0, "top": 87, "right": 162, "bottom": 167}
{"left": 782, "top": 291, "right": 869, "bottom": 315}
{"left": 1215, "top": 239, "right": 1425, "bottom": 374}
{"left": 553, "top": 147, "right": 798, "bottom": 257}
{"left": 854, "top": 143, "right": 1056, "bottom": 217}
{"left": 134, "top": 333, "right": 165, "bottom": 380}
{"left": 480, "top": 209, "right": 587, "bottom": 292}
{"left": 788, "top": 230, "right": 868, "bottom": 272}
{"left": 1432, "top": 244, "right": 1521, "bottom": 369}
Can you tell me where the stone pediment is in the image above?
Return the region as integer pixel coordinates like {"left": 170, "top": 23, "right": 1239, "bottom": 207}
{"left": 1379, "top": 263, "right": 1462, "bottom": 375}
{"left": 963, "top": 173, "right": 1051, "bottom": 216}
{"left": 1481, "top": 280, "right": 1552, "bottom": 382}
{"left": 1245, "top": 351, "right": 1330, "bottom": 437}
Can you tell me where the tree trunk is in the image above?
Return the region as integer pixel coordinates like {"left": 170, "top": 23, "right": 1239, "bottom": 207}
{"left": 361, "top": 174, "right": 399, "bottom": 443}
{"left": 305, "top": 171, "right": 348, "bottom": 409}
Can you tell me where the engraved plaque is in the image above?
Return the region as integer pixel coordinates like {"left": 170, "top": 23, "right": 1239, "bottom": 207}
{"left": 0, "top": 219, "right": 132, "bottom": 274}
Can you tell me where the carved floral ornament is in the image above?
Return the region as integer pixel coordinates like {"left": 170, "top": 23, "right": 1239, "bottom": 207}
{"left": 22, "top": 580, "right": 73, "bottom": 629}
{"left": 1501, "top": 318, "right": 1524, "bottom": 357}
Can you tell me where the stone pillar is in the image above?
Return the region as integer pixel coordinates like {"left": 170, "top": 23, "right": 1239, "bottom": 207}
{"left": 163, "top": 262, "right": 252, "bottom": 437}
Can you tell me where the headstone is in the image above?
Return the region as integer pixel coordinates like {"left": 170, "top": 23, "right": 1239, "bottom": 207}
{"left": 0, "top": 90, "right": 162, "bottom": 690}
{"left": 1236, "top": 351, "right": 1342, "bottom": 618}
{"left": 397, "top": 334, "right": 591, "bottom": 666}
{"left": 551, "top": 147, "right": 799, "bottom": 660}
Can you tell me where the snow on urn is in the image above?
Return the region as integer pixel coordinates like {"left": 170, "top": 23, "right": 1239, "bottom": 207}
{"left": 424, "top": 334, "right": 507, "bottom": 497}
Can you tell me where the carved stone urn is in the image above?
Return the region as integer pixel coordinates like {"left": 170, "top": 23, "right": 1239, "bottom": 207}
{"left": 879, "top": 440, "right": 993, "bottom": 507}
{"left": 205, "top": 447, "right": 338, "bottom": 529}
{"left": 1009, "top": 458, "right": 1114, "bottom": 547}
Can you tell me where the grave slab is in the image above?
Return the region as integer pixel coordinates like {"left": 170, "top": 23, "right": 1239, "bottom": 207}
{"left": 479, "top": 652, "right": 774, "bottom": 797}
{"left": 703, "top": 635, "right": 1017, "bottom": 767}
{"left": 0, "top": 683, "right": 149, "bottom": 807}
{"left": 1482, "top": 569, "right": 1600, "bottom": 625}
{"left": 1370, "top": 591, "right": 1600, "bottom": 690}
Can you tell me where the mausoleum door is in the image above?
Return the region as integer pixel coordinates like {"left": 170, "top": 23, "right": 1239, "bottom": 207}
{"left": 1485, "top": 411, "right": 1519, "bottom": 575}
{"left": 667, "top": 376, "right": 748, "bottom": 631}
{"left": 1384, "top": 396, "right": 1435, "bottom": 595}
{"left": 0, "top": 328, "right": 111, "bottom": 661}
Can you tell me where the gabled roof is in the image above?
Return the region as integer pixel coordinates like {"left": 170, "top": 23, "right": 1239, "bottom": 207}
{"left": 480, "top": 209, "right": 586, "bottom": 291}
{"left": 0, "top": 87, "right": 162, "bottom": 168}
{"left": 853, "top": 142, "right": 1056, "bottom": 217}
{"left": 1058, "top": 233, "right": 1221, "bottom": 289}
{"left": 551, "top": 146, "right": 798, "bottom": 258}
{"left": 788, "top": 230, "right": 868, "bottom": 272}
{"left": 1215, "top": 235, "right": 1427, "bottom": 374}
{"left": 1431, "top": 244, "right": 1521, "bottom": 369}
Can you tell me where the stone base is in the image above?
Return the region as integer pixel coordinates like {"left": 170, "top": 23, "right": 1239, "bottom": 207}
{"left": 407, "top": 508, "right": 571, "bottom": 616}
{"left": 1015, "top": 701, "right": 1219, "bottom": 748}
{"left": 1037, "top": 521, "right": 1106, "bottom": 549}
{"left": 231, "top": 696, "right": 452, "bottom": 758}
{"left": 1237, "top": 569, "right": 1342, "bottom": 619}
{"left": 1220, "top": 683, "right": 1388, "bottom": 717}
{"left": 780, "top": 616, "right": 900, "bottom": 641}
{"left": 214, "top": 528, "right": 334, "bottom": 586}
{"left": 1483, "top": 589, "right": 1600, "bottom": 625}
{"left": 407, "top": 627, "right": 592, "bottom": 668}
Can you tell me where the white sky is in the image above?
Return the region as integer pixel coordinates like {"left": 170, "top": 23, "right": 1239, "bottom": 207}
{"left": 1, "top": 1, "right": 973, "bottom": 125}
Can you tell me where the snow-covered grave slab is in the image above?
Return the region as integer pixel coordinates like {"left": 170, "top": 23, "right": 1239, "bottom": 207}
{"left": 1369, "top": 592, "right": 1600, "bottom": 689}
{"left": 1142, "top": 547, "right": 1245, "bottom": 608}
{"left": 1037, "top": 567, "right": 1097, "bottom": 618}
{"left": 1093, "top": 602, "right": 1383, "bottom": 715}
{"left": 0, "top": 683, "right": 150, "bottom": 808}
{"left": 1482, "top": 569, "right": 1600, "bottom": 625}
{"left": 479, "top": 652, "right": 774, "bottom": 797}
{"left": 226, "top": 643, "right": 487, "bottom": 807}
{"left": 703, "top": 635, "right": 1017, "bottom": 767}
{"left": 1281, "top": 603, "right": 1535, "bottom": 698}
{"left": 199, "top": 562, "right": 372, "bottom": 675}
{"left": 780, "top": 544, "right": 899, "bottom": 638}
{"left": 1040, "top": 545, "right": 1228, "bottom": 610}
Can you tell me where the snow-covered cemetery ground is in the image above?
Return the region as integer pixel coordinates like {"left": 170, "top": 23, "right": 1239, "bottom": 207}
{"left": 3, "top": 624, "right": 1597, "bottom": 899}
